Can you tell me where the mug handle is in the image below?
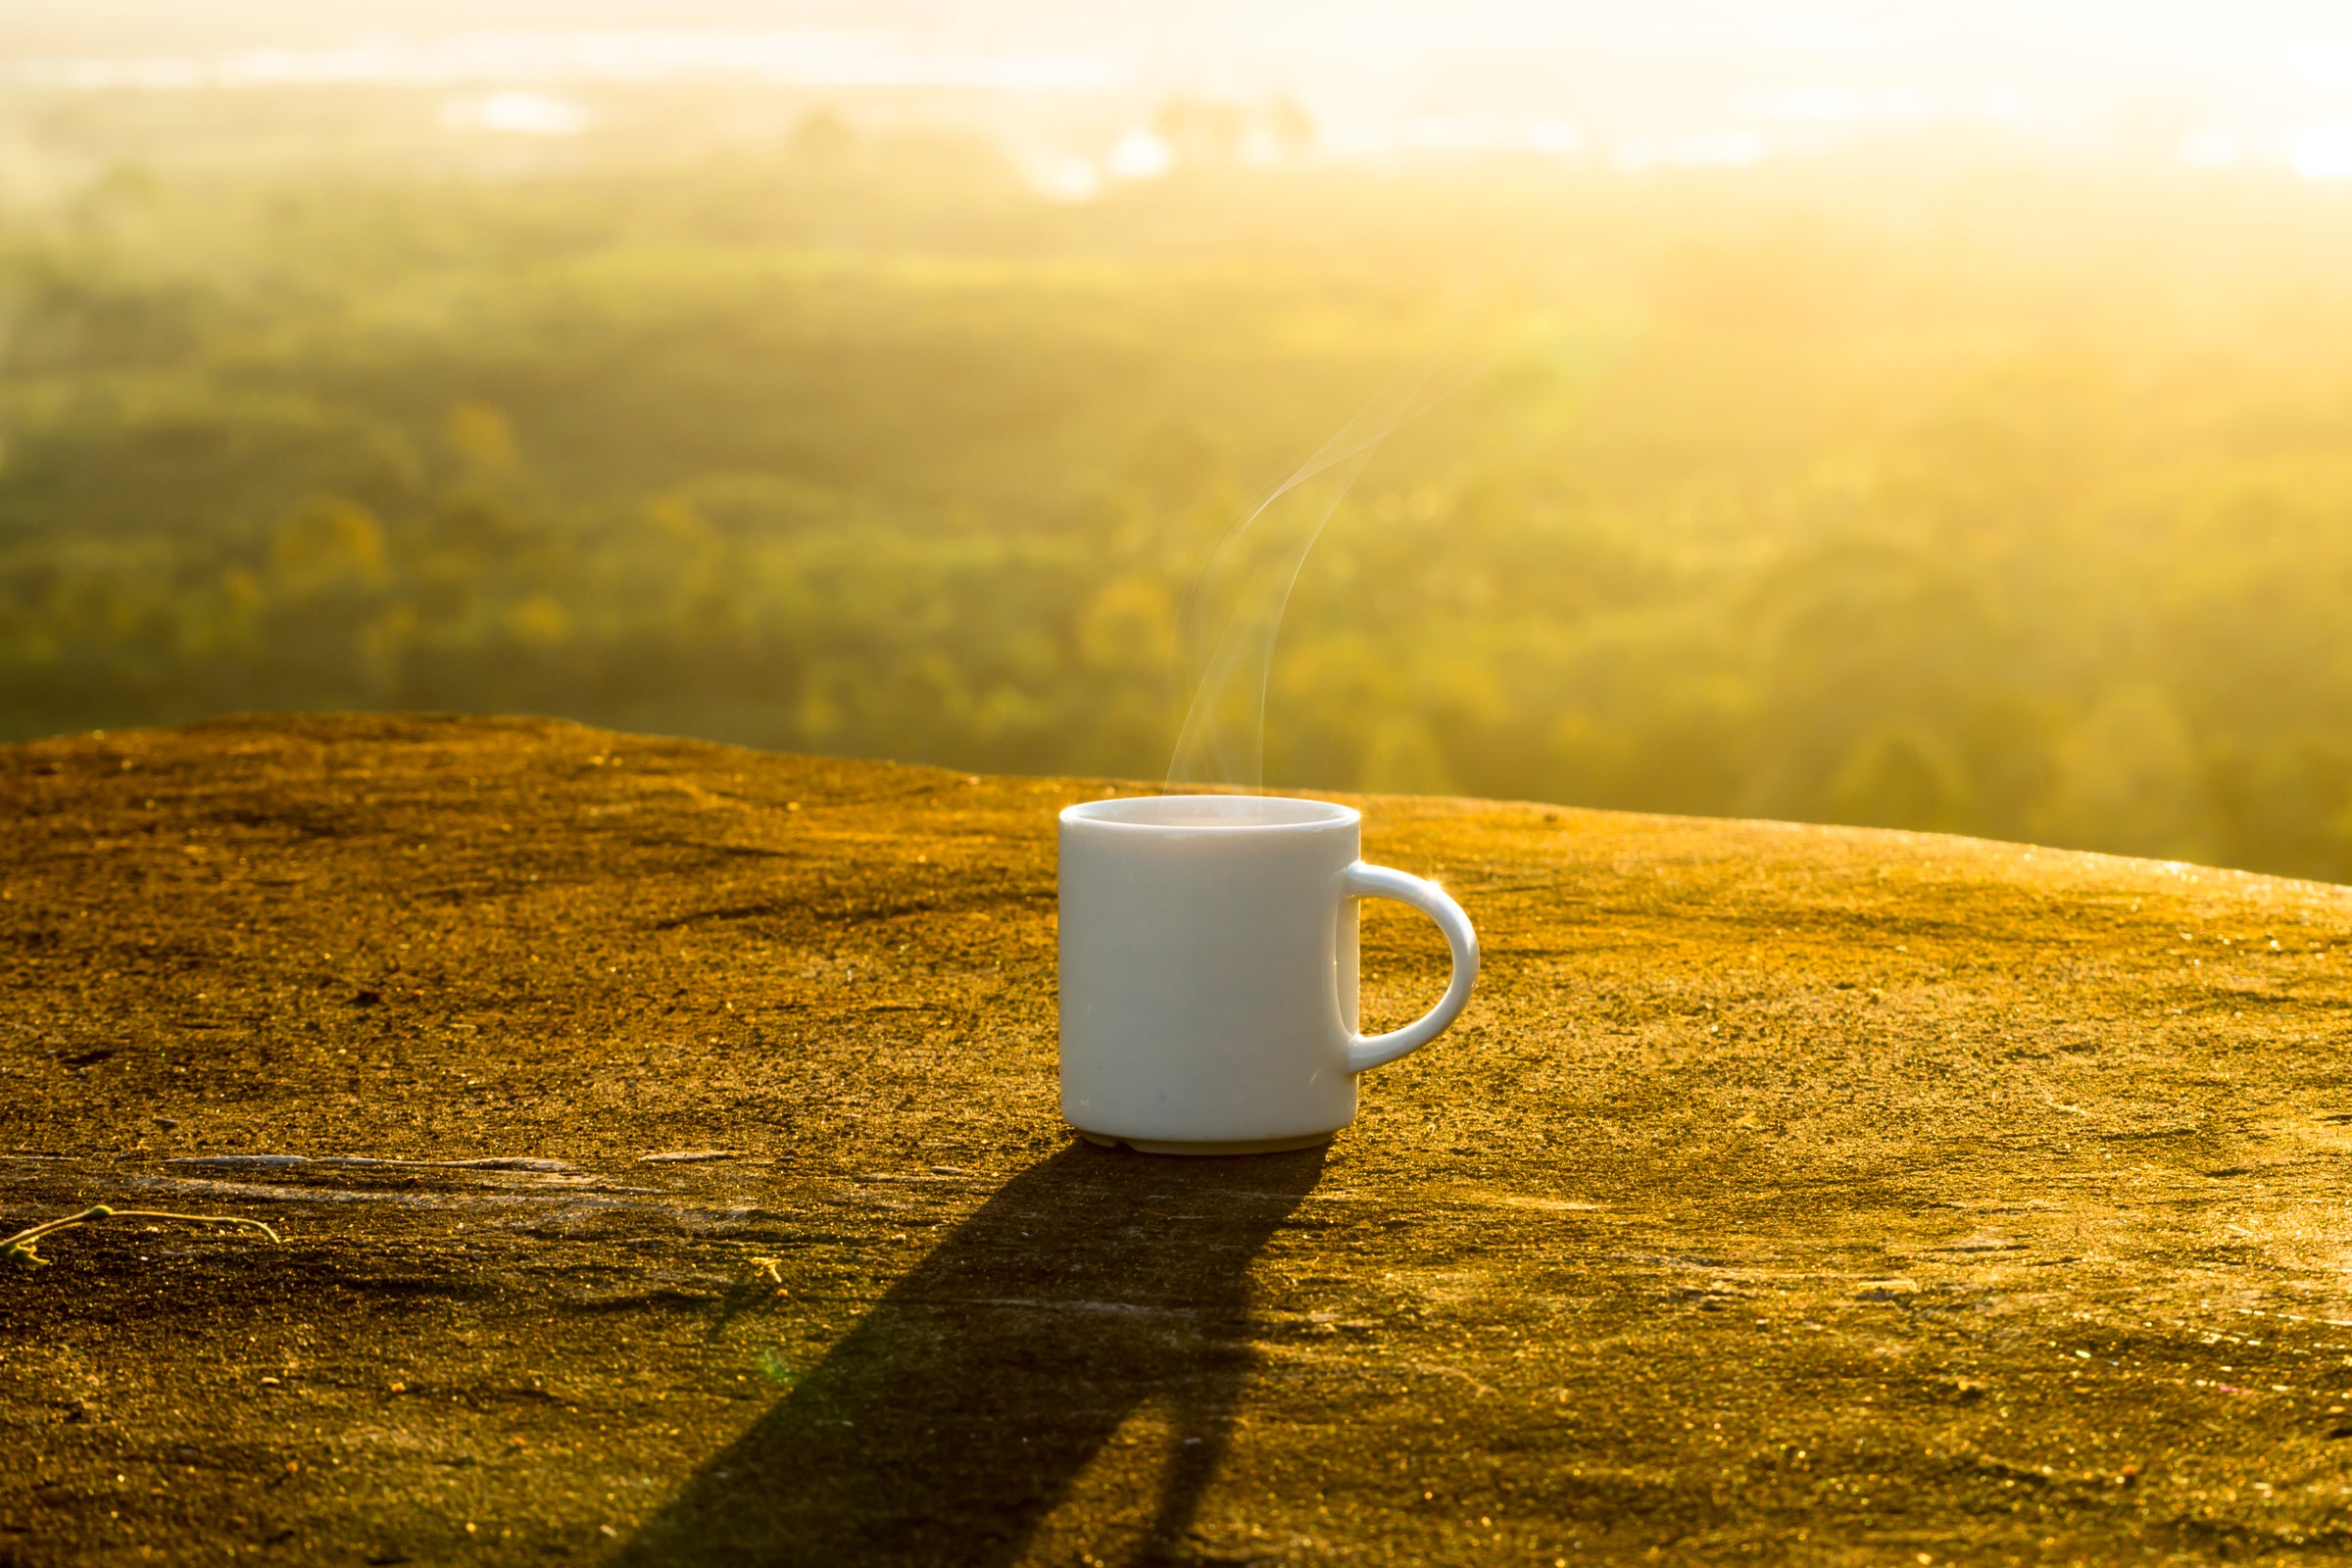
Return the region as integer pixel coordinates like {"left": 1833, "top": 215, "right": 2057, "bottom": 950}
{"left": 1341, "top": 862, "right": 1479, "bottom": 1073}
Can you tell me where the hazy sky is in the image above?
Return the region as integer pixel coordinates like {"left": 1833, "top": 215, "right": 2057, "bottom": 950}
{"left": 7, "top": 1, "right": 2350, "bottom": 172}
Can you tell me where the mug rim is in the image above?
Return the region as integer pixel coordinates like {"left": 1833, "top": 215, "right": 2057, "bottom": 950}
{"left": 1060, "top": 793, "right": 1358, "bottom": 832}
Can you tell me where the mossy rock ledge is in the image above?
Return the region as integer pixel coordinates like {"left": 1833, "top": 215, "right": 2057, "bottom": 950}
{"left": 5, "top": 715, "right": 2352, "bottom": 1566}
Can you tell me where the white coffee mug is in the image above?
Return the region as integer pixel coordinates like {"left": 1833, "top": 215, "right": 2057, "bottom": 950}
{"left": 1057, "top": 795, "right": 1478, "bottom": 1154}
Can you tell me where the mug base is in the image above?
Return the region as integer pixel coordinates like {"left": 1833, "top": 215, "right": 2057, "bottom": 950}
{"left": 1074, "top": 1128, "right": 1337, "bottom": 1156}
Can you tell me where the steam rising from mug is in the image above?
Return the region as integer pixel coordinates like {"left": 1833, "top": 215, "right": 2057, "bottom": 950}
{"left": 1165, "top": 358, "right": 1479, "bottom": 793}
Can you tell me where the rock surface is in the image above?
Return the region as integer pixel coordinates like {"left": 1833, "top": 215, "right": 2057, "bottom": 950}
{"left": 4, "top": 714, "right": 2352, "bottom": 1565}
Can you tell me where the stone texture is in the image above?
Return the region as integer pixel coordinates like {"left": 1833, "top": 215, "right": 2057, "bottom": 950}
{"left": 3, "top": 714, "right": 2351, "bottom": 1565}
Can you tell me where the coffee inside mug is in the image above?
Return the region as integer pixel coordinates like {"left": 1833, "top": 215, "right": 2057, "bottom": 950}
{"left": 1062, "top": 794, "right": 1349, "bottom": 830}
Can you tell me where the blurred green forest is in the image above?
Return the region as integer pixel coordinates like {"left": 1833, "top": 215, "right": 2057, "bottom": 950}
{"left": 7, "top": 111, "right": 2352, "bottom": 880}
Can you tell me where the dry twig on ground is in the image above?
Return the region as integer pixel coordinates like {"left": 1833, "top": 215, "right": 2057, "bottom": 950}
{"left": 2, "top": 1204, "right": 280, "bottom": 1270}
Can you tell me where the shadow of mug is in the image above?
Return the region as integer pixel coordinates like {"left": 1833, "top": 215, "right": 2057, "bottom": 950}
{"left": 619, "top": 1142, "right": 1329, "bottom": 1565}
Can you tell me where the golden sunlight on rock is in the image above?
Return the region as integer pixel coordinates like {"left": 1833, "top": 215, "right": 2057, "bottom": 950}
{"left": 5, "top": 715, "right": 2351, "bottom": 1560}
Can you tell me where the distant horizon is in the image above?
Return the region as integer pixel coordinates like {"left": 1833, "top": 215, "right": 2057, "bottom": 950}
{"left": 5, "top": 1, "right": 2351, "bottom": 186}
